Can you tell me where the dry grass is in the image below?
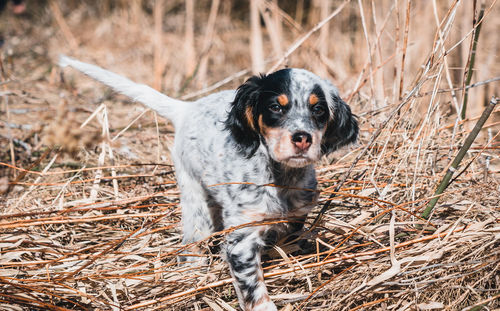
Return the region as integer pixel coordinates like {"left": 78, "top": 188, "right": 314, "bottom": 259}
{"left": 1, "top": 1, "right": 499, "bottom": 310}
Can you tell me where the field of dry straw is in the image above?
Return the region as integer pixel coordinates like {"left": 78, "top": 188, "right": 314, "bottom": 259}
{"left": 0, "top": 0, "right": 499, "bottom": 310}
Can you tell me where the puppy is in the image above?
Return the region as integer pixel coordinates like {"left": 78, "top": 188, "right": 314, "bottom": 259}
{"left": 59, "top": 56, "right": 358, "bottom": 311}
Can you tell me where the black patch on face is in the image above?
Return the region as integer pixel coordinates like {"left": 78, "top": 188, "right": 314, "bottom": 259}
{"left": 309, "top": 84, "right": 330, "bottom": 127}
{"left": 225, "top": 69, "right": 292, "bottom": 157}
{"left": 255, "top": 69, "right": 293, "bottom": 128}
{"left": 321, "top": 92, "right": 359, "bottom": 154}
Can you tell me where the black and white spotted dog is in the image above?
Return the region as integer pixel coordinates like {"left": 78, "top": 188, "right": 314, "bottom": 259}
{"left": 60, "top": 56, "right": 358, "bottom": 311}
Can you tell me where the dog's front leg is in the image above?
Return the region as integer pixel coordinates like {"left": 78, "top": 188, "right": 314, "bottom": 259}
{"left": 225, "top": 228, "right": 277, "bottom": 311}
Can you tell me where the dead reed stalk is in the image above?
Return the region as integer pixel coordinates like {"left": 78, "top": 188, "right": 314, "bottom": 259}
{"left": 184, "top": 0, "right": 196, "bottom": 77}
{"left": 153, "top": 0, "right": 165, "bottom": 91}
{"left": 461, "top": 2, "right": 486, "bottom": 119}
{"left": 196, "top": 0, "right": 220, "bottom": 86}
{"left": 259, "top": 0, "right": 283, "bottom": 59}
{"left": 250, "top": 0, "right": 265, "bottom": 73}
{"left": 0, "top": 58, "right": 16, "bottom": 178}
{"left": 49, "top": 0, "right": 78, "bottom": 51}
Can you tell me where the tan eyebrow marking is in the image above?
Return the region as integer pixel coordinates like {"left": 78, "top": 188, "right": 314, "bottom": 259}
{"left": 277, "top": 94, "right": 289, "bottom": 106}
{"left": 309, "top": 94, "right": 319, "bottom": 105}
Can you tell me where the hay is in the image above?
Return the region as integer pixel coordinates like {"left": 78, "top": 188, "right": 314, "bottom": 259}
{"left": 1, "top": 1, "right": 499, "bottom": 310}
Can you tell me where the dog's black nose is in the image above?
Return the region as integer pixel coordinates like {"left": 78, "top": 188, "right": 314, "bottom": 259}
{"left": 291, "top": 132, "right": 312, "bottom": 151}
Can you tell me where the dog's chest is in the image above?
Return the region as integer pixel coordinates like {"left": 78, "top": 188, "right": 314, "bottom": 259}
{"left": 203, "top": 155, "right": 319, "bottom": 222}
{"left": 272, "top": 168, "right": 319, "bottom": 216}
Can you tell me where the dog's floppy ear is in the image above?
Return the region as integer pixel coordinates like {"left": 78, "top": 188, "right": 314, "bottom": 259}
{"left": 321, "top": 92, "right": 359, "bottom": 155}
{"left": 225, "top": 75, "right": 264, "bottom": 157}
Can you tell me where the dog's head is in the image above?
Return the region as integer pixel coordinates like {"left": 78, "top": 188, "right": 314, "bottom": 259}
{"left": 226, "top": 68, "right": 358, "bottom": 168}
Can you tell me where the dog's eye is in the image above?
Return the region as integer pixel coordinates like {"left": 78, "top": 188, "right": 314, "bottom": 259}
{"left": 312, "top": 105, "right": 326, "bottom": 117}
{"left": 269, "top": 103, "right": 283, "bottom": 113}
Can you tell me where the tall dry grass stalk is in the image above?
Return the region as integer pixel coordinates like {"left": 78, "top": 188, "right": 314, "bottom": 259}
{"left": 259, "top": 0, "right": 283, "bottom": 59}
{"left": 398, "top": 0, "right": 411, "bottom": 100}
{"left": 314, "top": 0, "right": 329, "bottom": 77}
{"left": 49, "top": 0, "right": 78, "bottom": 51}
{"left": 461, "top": 1, "right": 486, "bottom": 119}
{"left": 0, "top": 58, "right": 16, "bottom": 178}
{"left": 153, "top": 0, "right": 165, "bottom": 91}
{"left": 250, "top": 0, "right": 265, "bottom": 73}
{"left": 196, "top": 0, "right": 220, "bottom": 87}
{"left": 184, "top": 0, "right": 196, "bottom": 77}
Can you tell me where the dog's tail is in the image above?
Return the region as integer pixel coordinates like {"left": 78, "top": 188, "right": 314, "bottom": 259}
{"left": 59, "top": 55, "right": 188, "bottom": 126}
